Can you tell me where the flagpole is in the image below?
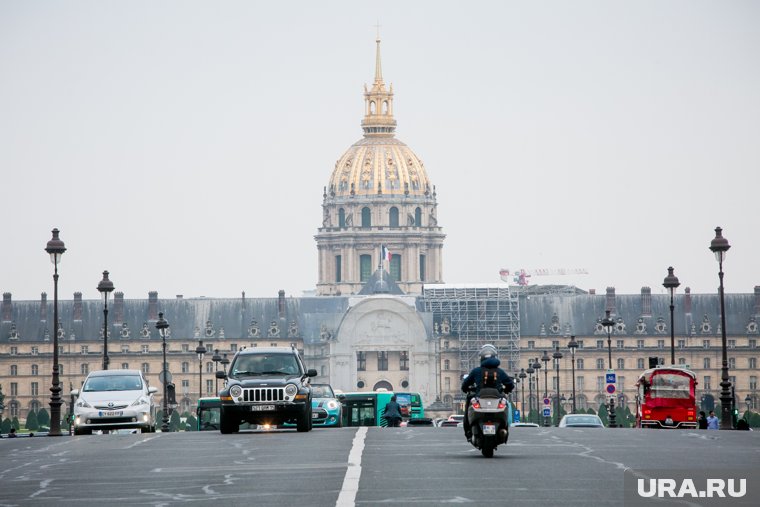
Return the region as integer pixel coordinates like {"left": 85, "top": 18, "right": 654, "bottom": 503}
{"left": 379, "top": 245, "right": 384, "bottom": 285}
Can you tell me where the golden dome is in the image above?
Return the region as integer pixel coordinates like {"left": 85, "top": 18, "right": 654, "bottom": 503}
{"left": 327, "top": 38, "right": 432, "bottom": 198}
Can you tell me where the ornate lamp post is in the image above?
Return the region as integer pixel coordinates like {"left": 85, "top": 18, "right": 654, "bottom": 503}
{"left": 553, "top": 346, "right": 563, "bottom": 426}
{"left": 532, "top": 357, "right": 542, "bottom": 425}
{"left": 518, "top": 368, "right": 527, "bottom": 422}
{"left": 212, "top": 349, "right": 222, "bottom": 394}
{"left": 663, "top": 267, "right": 680, "bottom": 365}
{"left": 745, "top": 394, "right": 752, "bottom": 414}
{"left": 196, "top": 340, "right": 207, "bottom": 400}
{"left": 601, "top": 309, "right": 617, "bottom": 428}
{"left": 567, "top": 335, "right": 579, "bottom": 413}
{"left": 97, "top": 270, "right": 115, "bottom": 370}
{"left": 526, "top": 362, "right": 535, "bottom": 424}
{"left": 709, "top": 226, "right": 732, "bottom": 430}
{"left": 45, "top": 228, "right": 66, "bottom": 436}
{"left": 541, "top": 351, "right": 550, "bottom": 426}
{"left": 155, "top": 312, "right": 170, "bottom": 432}
{"left": 221, "top": 353, "right": 230, "bottom": 375}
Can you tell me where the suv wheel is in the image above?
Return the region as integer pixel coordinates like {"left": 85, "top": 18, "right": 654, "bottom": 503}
{"left": 297, "top": 405, "right": 312, "bottom": 432}
{"left": 220, "top": 408, "right": 239, "bottom": 434}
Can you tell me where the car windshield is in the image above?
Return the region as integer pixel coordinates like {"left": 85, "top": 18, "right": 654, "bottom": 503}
{"left": 564, "top": 416, "right": 601, "bottom": 426}
{"left": 231, "top": 354, "right": 300, "bottom": 376}
{"left": 649, "top": 373, "right": 692, "bottom": 399}
{"left": 83, "top": 375, "right": 143, "bottom": 392}
{"left": 311, "top": 385, "right": 335, "bottom": 398}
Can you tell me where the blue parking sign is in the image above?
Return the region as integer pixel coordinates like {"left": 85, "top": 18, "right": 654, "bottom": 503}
{"left": 514, "top": 409, "right": 521, "bottom": 422}
{"left": 606, "top": 372, "right": 616, "bottom": 384}
{"left": 543, "top": 408, "right": 551, "bottom": 417}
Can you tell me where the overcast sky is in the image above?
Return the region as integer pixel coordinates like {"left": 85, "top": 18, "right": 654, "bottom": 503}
{"left": 1, "top": 1, "right": 758, "bottom": 302}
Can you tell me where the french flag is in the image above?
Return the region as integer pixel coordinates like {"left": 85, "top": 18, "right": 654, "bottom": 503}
{"left": 382, "top": 245, "right": 392, "bottom": 263}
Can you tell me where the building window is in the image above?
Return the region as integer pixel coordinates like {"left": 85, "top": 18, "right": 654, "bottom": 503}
{"left": 59, "top": 364, "right": 63, "bottom": 376}
{"left": 616, "top": 340, "right": 624, "bottom": 349}
{"left": 527, "top": 341, "right": 535, "bottom": 350}
{"left": 704, "top": 376, "right": 711, "bottom": 390}
{"left": 360, "top": 254, "right": 372, "bottom": 282}
{"left": 577, "top": 376, "right": 585, "bottom": 391}
{"left": 142, "top": 345, "right": 149, "bottom": 354}
{"left": 444, "top": 359, "right": 450, "bottom": 370}
{"left": 361, "top": 207, "right": 371, "bottom": 228}
{"left": 750, "top": 376, "right": 758, "bottom": 390}
{"left": 31, "top": 347, "right": 39, "bottom": 355}
{"left": 678, "top": 340, "right": 685, "bottom": 349}
{"left": 121, "top": 363, "right": 129, "bottom": 369}
{"left": 10, "top": 346, "right": 17, "bottom": 355}
{"left": 728, "top": 340, "right": 736, "bottom": 349}
{"left": 182, "top": 344, "right": 189, "bottom": 353}
{"left": 335, "top": 255, "right": 342, "bottom": 283}
{"left": 419, "top": 254, "right": 426, "bottom": 282}
{"left": 206, "top": 362, "right": 214, "bottom": 373}
{"left": 750, "top": 339, "right": 757, "bottom": 348}
{"left": 389, "top": 207, "right": 399, "bottom": 227}
{"left": 657, "top": 340, "right": 664, "bottom": 349}
{"left": 81, "top": 363, "right": 89, "bottom": 375}
{"left": 596, "top": 340, "right": 604, "bottom": 349}
{"left": 378, "top": 351, "right": 388, "bottom": 371}
{"left": 231, "top": 344, "right": 238, "bottom": 352}
{"left": 552, "top": 340, "right": 559, "bottom": 349}
{"left": 339, "top": 208, "right": 346, "bottom": 228}
{"left": 31, "top": 364, "right": 38, "bottom": 375}
{"left": 577, "top": 340, "right": 584, "bottom": 349}
{"left": 121, "top": 345, "right": 129, "bottom": 353}
{"left": 637, "top": 358, "right": 644, "bottom": 369}
{"left": 31, "top": 382, "right": 39, "bottom": 396}
{"left": 206, "top": 379, "right": 213, "bottom": 395}
{"left": 597, "top": 376, "right": 604, "bottom": 391}
{"left": 750, "top": 358, "right": 757, "bottom": 369}
{"left": 357, "top": 351, "right": 366, "bottom": 371}
{"left": 142, "top": 363, "right": 150, "bottom": 374}
{"left": 10, "top": 382, "right": 18, "bottom": 396}
{"left": 414, "top": 207, "right": 422, "bottom": 226}
{"left": 596, "top": 358, "right": 605, "bottom": 370}
{"left": 182, "top": 362, "right": 189, "bottom": 373}
{"left": 445, "top": 377, "right": 451, "bottom": 391}
{"left": 576, "top": 359, "right": 584, "bottom": 370}
{"left": 728, "top": 357, "right": 736, "bottom": 369}
{"left": 321, "top": 365, "right": 326, "bottom": 377}
{"left": 10, "top": 364, "right": 17, "bottom": 376}
{"left": 678, "top": 357, "right": 686, "bottom": 365}
{"left": 704, "top": 357, "right": 711, "bottom": 369}
{"left": 637, "top": 340, "right": 645, "bottom": 349}
{"left": 400, "top": 351, "right": 409, "bottom": 371}
{"left": 617, "top": 358, "right": 625, "bottom": 370}
{"left": 390, "top": 255, "right": 401, "bottom": 281}
{"left": 703, "top": 340, "right": 710, "bottom": 349}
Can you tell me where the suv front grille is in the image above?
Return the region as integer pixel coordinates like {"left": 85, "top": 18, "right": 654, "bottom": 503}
{"left": 243, "top": 387, "right": 286, "bottom": 402}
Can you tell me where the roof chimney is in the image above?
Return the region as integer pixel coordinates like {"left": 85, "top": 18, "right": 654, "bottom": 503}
{"left": 73, "top": 292, "right": 83, "bottom": 321}
{"left": 641, "top": 287, "right": 652, "bottom": 316}
{"left": 148, "top": 291, "right": 158, "bottom": 320}
{"left": 2, "top": 293, "right": 11, "bottom": 322}
{"left": 278, "top": 290, "right": 286, "bottom": 318}
{"left": 605, "top": 287, "right": 616, "bottom": 315}
{"left": 40, "top": 292, "right": 47, "bottom": 321}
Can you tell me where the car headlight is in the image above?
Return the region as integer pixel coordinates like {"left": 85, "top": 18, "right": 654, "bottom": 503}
{"left": 285, "top": 384, "right": 298, "bottom": 397}
{"left": 131, "top": 396, "right": 149, "bottom": 407}
{"left": 230, "top": 385, "right": 242, "bottom": 398}
{"left": 326, "top": 400, "right": 339, "bottom": 410}
{"left": 76, "top": 399, "right": 92, "bottom": 408}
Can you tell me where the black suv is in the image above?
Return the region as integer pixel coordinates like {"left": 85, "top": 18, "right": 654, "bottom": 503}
{"left": 217, "top": 346, "right": 317, "bottom": 433}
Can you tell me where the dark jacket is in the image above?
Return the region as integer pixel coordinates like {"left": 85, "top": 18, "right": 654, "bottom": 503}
{"left": 461, "top": 357, "right": 514, "bottom": 394}
{"left": 383, "top": 401, "right": 402, "bottom": 420}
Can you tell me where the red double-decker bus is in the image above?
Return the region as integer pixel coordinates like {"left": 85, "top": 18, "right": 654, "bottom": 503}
{"left": 635, "top": 366, "right": 698, "bottom": 429}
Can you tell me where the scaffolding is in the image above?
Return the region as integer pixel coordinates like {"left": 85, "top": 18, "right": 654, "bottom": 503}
{"left": 422, "top": 284, "right": 520, "bottom": 374}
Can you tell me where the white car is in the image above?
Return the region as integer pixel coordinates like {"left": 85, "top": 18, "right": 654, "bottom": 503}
{"left": 72, "top": 369, "right": 158, "bottom": 435}
{"left": 558, "top": 414, "right": 605, "bottom": 428}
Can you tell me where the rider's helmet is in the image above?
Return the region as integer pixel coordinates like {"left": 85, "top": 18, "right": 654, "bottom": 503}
{"left": 479, "top": 344, "right": 498, "bottom": 362}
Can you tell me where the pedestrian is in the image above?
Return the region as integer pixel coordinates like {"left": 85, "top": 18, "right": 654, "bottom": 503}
{"left": 697, "top": 411, "right": 708, "bottom": 429}
{"left": 736, "top": 419, "right": 750, "bottom": 431}
{"left": 8, "top": 427, "right": 17, "bottom": 438}
{"left": 383, "top": 395, "right": 403, "bottom": 428}
{"left": 706, "top": 410, "right": 719, "bottom": 430}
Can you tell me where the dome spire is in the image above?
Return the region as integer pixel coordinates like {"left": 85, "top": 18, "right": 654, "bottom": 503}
{"left": 362, "top": 33, "right": 396, "bottom": 137}
{"left": 374, "top": 33, "right": 383, "bottom": 85}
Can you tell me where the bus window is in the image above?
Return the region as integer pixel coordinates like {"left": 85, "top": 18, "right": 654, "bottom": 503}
{"left": 197, "top": 398, "right": 221, "bottom": 431}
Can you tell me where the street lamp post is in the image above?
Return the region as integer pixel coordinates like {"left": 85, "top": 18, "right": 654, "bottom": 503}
{"left": 221, "top": 353, "right": 230, "bottom": 376}
{"left": 541, "top": 351, "right": 550, "bottom": 426}
{"left": 97, "top": 270, "right": 115, "bottom": 370}
{"left": 663, "top": 267, "right": 680, "bottom": 365}
{"left": 155, "top": 312, "right": 170, "bottom": 432}
{"left": 553, "top": 346, "right": 563, "bottom": 426}
{"left": 526, "top": 362, "right": 535, "bottom": 424}
{"left": 212, "top": 349, "right": 222, "bottom": 395}
{"left": 532, "top": 357, "right": 542, "bottom": 425}
{"left": 567, "top": 335, "right": 578, "bottom": 413}
{"left": 196, "top": 340, "right": 207, "bottom": 400}
{"left": 518, "top": 368, "right": 527, "bottom": 422}
{"left": 69, "top": 383, "right": 75, "bottom": 436}
{"left": 710, "top": 226, "right": 732, "bottom": 430}
{"left": 45, "top": 228, "right": 66, "bottom": 436}
{"left": 745, "top": 394, "right": 752, "bottom": 414}
{"left": 601, "top": 309, "right": 617, "bottom": 428}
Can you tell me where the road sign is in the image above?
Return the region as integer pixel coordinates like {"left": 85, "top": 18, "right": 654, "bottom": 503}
{"left": 159, "top": 370, "right": 172, "bottom": 384}
{"left": 606, "top": 384, "right": 616, "bottom": 394}
{"left": 606, "top": 371, "right": 616, "bottom": 384}
{"left": 543, "top": 397, "right": 550, "bottom": 405}
{"left": 514, "top": 409, "right": 521, "bottom": 423}
{"left": 543, "top": 407, "right": 551, "bottom": 417}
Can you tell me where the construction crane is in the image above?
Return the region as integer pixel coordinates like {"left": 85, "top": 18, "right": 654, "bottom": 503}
{"left": 499, "top": 268, "right": 589, "bottom": 286}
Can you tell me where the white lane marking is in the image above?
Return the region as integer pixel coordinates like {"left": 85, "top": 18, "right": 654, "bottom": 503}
{"left": 29, "top": 479, "right": 53, "bottom": 498}
{"left": 124, "top": 435, "right": 160, "bottom": 449}
{"left": 336, "top": 426, "right": 368, "bottom": 507}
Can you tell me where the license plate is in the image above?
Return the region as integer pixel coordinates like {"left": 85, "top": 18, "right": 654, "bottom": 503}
{"left": 99, "top": 411, "right": 123, "bottom": 417}
{"left": 251, "top": 405, "right": 275, "bottom": 411}
{"left": 312, "top": 412, "right": 319, "bottom": 418}
{"left": 483, "top": 424, "right": 496, "bottom": 435}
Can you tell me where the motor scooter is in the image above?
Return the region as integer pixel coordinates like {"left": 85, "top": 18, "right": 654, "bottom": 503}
{"left": 466, "top": 386, "right": 509, "bottom": 458}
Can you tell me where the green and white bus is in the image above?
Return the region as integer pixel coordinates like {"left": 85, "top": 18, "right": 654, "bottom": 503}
{"left": 338, "top": 391, "right": 424, "bottom": 427}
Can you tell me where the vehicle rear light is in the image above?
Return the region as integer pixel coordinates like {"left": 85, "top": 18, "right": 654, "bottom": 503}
{"left": 644, "top": 415, "right": 651, "bottom": 419}
{"left": 687, "top": 417, "right": 694, "bottom": 421}
{"left": 471, "top": 399, "right": 481, "bottom": 409}
{"left": 643, "top": 409, "right": 652, "bottom": 415}
{"left": 498, "top": 399, "right": 507, "bottom": 410}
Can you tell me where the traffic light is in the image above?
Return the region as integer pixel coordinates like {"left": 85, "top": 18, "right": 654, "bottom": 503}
{"left": 732, "top": 407, "right": 739, "bottom": 427}
{"left": 166, "top": 383, "right": 177, "bottom": 405}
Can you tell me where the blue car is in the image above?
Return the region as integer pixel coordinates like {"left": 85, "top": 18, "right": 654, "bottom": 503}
{"left": 311, "top": 384, "right": 342, "bottom": 427}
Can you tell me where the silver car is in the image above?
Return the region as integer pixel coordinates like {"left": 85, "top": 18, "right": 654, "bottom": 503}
{"left": 72, "top": 369, "right": 158, "bottom": 435}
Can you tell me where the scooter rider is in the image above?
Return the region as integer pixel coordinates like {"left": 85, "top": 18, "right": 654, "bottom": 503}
{"left": 461, "top": 344, "right": 514, "bottom": 442}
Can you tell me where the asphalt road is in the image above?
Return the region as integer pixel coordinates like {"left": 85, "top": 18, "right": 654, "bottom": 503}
{"left": 1, "top": 427, "right": 758, "bottom": 507}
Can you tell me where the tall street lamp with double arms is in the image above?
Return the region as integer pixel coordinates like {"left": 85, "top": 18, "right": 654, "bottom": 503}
{"left": 212, "top": 349, "right": 222, "bottom": 395}
{"left": 196, "top": 340, "right": 207, "bottom": 401}
{"left": 532, "top": 357, "right": 542, "bottom": 425}
{"left": 541, "top": 351, "right": 550, "bottom": 426}
{"left": 553, "top": 346, "right": 563, "bottom": 426}
{"left": 155, "top": 312, "right": 170, "bottom": 432}
{"left": 567, "top": 335, "right": 579, "bottom": 413}
{"left": 601, "top": 309, "right": 617, "bottom": 428}
{"left": 45, "top": 228, "right": 66, "bottom": 436}
{"left": 663, "top": 267, "right": 680, "bottom": 365}
{"left": 97, "top": 270, "right": 115, "bottom": 370}
{"left": 526, "top": 362, "right": 535, "bottom": 424}
{"left": 709, "top": 226, "right": 732, "bottom": 430}
{"left": 518, "top": 368, "right": 527, "bottom": 423}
